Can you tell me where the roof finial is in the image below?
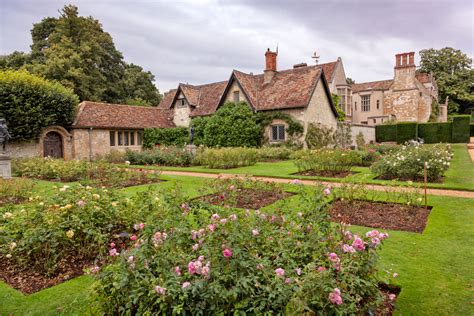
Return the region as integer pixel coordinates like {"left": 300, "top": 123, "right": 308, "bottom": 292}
{"left": 312, "top": 50, "right": 320, "bottom": 65}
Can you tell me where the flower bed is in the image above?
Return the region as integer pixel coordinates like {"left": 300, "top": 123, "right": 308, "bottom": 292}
{"left": 196, "top": 177, "right": 293, "bottom": 209}
{"left": 93, "top": 183, "right": 394, "bottom": 314}
{"left": 0, "top": 178, "right": 34, "bottom": 206}
{"left": 196, "top": 147, "right": 258, "bottom": 169}
{"left": 13, "top": 158, "right": 160, "bottom": 188}
{"left": 124, "top": 146, "right": 194, "bottom": 166}
{"left": 293, "top": 149, "right": 358, "bottom": 177}
{"left": 370, "top": 143, "right": 453, "bottom": 182}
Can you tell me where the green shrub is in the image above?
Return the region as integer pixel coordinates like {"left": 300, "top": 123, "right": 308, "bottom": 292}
{"left": 470, "top": 124, "right": 474, "bottom": 137}
{"left": 202, "top": 102, "right": 261, "bottom": 147}
{"left": 418, "top": 122, "right": 452, "bottom": 143}
{"left": 190, "top": 116, "right": 209, "bottom": 146}
{"left": 305, "top": 123, "right": 335, "bottom": 149}
{"left": 0, "top": 69, "right": 79, "bottom": 140}
{"left": 355, "top": 132, "right": 365, "bottom": 149}
{"left": 143, "top": 127, "right": 188, "bottom": 149}
{"left": 293, "top": 149, "right": 357, "bottom": 175}
{"left": 98, "top": 150, "right": 126, "bottom": 163}
{"left": 371, "top": 143, "right": 453, "bottom": 182}
{"left": 369, "top": 143, "right": 400, "bottom": 155}
{"left": 375, "top": 125, "right": 396, "bottom": 142}
{"left": 124, "top": 147, "right": 194, "bottom": 166}
{"left": 0, "top": 178, "right": 35, "bottom": 204}
{"left": 93, "top": 182, "right": 387, "bottom": 314}
{"left": 256, "top": 146, "right": 294, "bottom": 161}
{"left": 396, "top": 122, "right": 417, "bottom": 144}
{"left": 196, "top": 147, "right": 258, "bottom": 169}
{"left": 451, "top": 115, "right": 470, "bottom": 143}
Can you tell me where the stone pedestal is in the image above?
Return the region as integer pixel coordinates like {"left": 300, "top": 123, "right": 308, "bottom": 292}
{"left": 0, "top": 154, "right": 12, "bottom": 179}
{"left": 185, "top": 144, "right": 197, "bottom": 156}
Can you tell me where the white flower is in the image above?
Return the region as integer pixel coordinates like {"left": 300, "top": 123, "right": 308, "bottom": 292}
{"left": 125, "top": 161, "right": 131, "bottom": 165}
{"left": 2, "top": 212, "right": 13, "bottom": 219}
{"left": 6, "top": 254, "right": 12, "bottom": 259}
{"left": 66, "top": 230, "right": 74, "bottom": 239}
{"left": 9, "top": 242, "right": 17, "bottom": 250}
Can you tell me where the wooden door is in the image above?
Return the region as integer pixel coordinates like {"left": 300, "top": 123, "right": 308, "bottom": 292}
{"left": 43, "top": 132, "right": 63, "bottom": 158}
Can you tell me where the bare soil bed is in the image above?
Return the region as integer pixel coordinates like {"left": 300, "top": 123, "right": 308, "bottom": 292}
{"left": 329, "top": 199, "right": 432, "bottom": 233}
{"left": 377, "top": 283, "right": 401, "bottom": 316}
{"left": 295, "top": 170, "right": 356, "bottom": 178}
{"left": 198, "top": 188, "right": 294, "bottom": 210}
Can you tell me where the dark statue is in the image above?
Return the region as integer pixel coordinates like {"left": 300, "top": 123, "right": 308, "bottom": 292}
{"left": 0, "top": 119, "right": 11, "bottom": 152}
{"left": 189, "top": 126, "right": 195, "bottom": 145}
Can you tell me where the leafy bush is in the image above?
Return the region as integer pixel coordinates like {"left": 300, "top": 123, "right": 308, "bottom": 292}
{"left": 256, "top": 111, "right": 304, "bottom": 145}
{"left": 0, "top": 186, "right": 163, "bottom": 275}
{"left": 98, "top": 150, "right": 126, "bottom": 164}
{"left": 143, "top": 127, "right": 188, "bottom": 149}
{"left": 256, "top": 146, "right": 294, "bottom": 161}
{"left": 355, "top": 131, "right": 366, "bottom": 149}
{"left": 293, "top": 149, "right": 357, "bottom": 175}
{"left": 418, "top": 122, "right": 452, "bottom": 143}
{"left": 470, "top": 124, "right": 474, "bottom": 137}
{"left": 375, "top": 124, "right": 397, "bottom": 142}
{"left": 451, "top": 115, "right": 471, "bottom": 143}
{"left": 0, "top": 178, "right": 35, "bottom": 204}
{"left": 305, "top": 123, "right": 335, "bottom": 149}
{"left": 94, "top": 183, "right": 387, "bottom": 314}
{"left": 124, "top": 147, "right": 194, "bottom": 166}
{"left": 350, "top": 150, "right": 381, "bottom": 167}
{"left": 196, "top": 147, "right": 258, "bottom": 169}
{"left": 371, "top": 143, "right": 453, "bottom": 182}
{"left": 0, "top": 69, "right": 79, "bottom": 140}
{"left": 369, "top": 143, "right": 401, "bottom": 155}
{"left": 13, "top": 158, "right": 159, "bottom": 187}
{"left": 199, "top": 102, "right": 261, "bottom": 147}
{"left": 396, "top": 122, "right": 418, "bottom": 144}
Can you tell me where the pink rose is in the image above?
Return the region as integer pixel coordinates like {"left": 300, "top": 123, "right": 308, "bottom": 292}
{"left": 155, "top": 285, "right": 166, "bottom": 295}
{"left": 198, "top": 255, "right": 205, "bottom": 262}
{"left": 182, "top": 281, "right": 191, "bottom": 289}
{"left": 188, "top": 261, "right": 196, "bottom": 275}
{"left": 275, "top": 268, "right": 285, "bottom": 277}
{"left": 285, "top": 277, "right": 292, "bottom": 284}
{"left": 110, "top": 242, "right": 116, "bottom": 248}
{"left": 329, "top": 288, "right": 343, "bottom": 305}
{"left": 229, "top": 185, "right": 235, "bottom": 190}
{"left": 139, "top": 223, "right": 145, "bottom": 230}
{"left": 323, "top": 187, "right": 331, "bottom": 196}
{"left": 389, "top": 293, "right": 396, "bottom": 301}
{"left": 352, "top": 235, "right": 365, "bottom": 251}
{"left": 371, "top": 237, "right": 381, "bottom": 246}
{"left": 220, "top": 218, "right": 228, "bottom": 224}
{"left": 211, "top": 213, "right": 220, "bottom": 221}
{"left": 109, "top": 248, "right": 118, "bottom": 256}
{"left": 192, "top": 243, "right": 199, "bottom": 251}
{"left": 194, "top": 260, "right": 203, "bottom": 274}
{"left": 223, "top": 248, "right": 233, "bottom": 258}
{"left": 318, "top": 266, "right": 326, "bottom": 272}
{"left": 229, "top": 214, "right": 238, "bottom": 221}
{"left": 256, "top": 263, "right": 264, "bottom": 270}
{"left": 328, "top": 252, "right": 340, "bottom": 263}
{"left": 76, "top": 200, "right": 85, "bottom": 207}
{"left": 202, "top": 263, "right": 211, "bottom": 278}
{"left": 342, "top": 244, "right": 356, "bottom": 253}
{"left": 365, "top": 230, "right": 380, "bottom": 238}
{"left": 252, "top": 229, "right": 259, "bottom": 236}
{"left": 130, "top": 235, "right": 137, "bottom": 241}
{"left": 295, "top": 268, "right": 302, "bottom": 275}
{"left": 393, "top": 272, "right": 398, "bottom": 278}
{"left": 207, "top": 224, "right": 216, "bottom": 232}
{"left": 379, "top": 232, "right": 389, "bottom": 240}
{"left": 174, "top": 266, "right": 181, "bottom": 276}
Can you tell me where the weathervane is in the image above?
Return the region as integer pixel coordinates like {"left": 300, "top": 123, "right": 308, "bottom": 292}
{"left": 312, "top": 51, "right": 320, "bottom": 65}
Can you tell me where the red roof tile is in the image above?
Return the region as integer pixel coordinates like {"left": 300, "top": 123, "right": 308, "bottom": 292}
{"left": 73, "top": 101, "right": 175, "bottom": 129}
{"left": 351, "top": 79, "right": 393, "bottom": 93}
{"left": 319, "top": 61, "right": 337, "bottom": 83}
{"left": 158, "top": 89, "right": 177, "bottom": 110}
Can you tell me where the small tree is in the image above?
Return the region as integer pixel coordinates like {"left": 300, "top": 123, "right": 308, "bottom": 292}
{"left": 201, "top": 102, "right": 261, "bottom": 147}
{"left": 334, "top": 122, "right": 352, "bottom": 148}
{"left": 0, "top": 69, "right": 79, "bottom": 141}
{"left": 356, "top": 132, "right": 366, "bottom": 149}
{"left": 305, "top": 123, "right": 335, "bottom": 149}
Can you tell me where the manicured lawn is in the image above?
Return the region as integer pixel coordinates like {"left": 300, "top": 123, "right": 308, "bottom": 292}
{"left": 134, "top": 144, "right": 474, "bottom": 191}
{"left": 1, "top": 174, "right": 473, "bottom": 315}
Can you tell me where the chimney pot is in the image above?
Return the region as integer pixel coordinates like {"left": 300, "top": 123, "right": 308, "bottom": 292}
{"left": 264, "top": 48, "right": 278, "bottom": 84}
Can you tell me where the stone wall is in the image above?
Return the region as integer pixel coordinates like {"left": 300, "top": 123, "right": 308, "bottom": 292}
{"left": 222, "top": 80, "right": 249, "bottom": 104}
{"left": 350, "top": 124, "right": 375, "bottom": 146}
{"left": 173, "top": 92, "right": 192, "bottom": 127}
{"left": 7, "top": 140, "right": 40, "bottom": 158}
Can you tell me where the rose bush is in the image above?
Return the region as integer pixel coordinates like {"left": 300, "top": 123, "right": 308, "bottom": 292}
{"left": 292, "top": 149, "right": 360, "bottom": 175}
{"left": 371, "top": 143, "right": 453, "bottom": 182}
{"left": 94, "top": 183, "right": 387, "bottom": 314}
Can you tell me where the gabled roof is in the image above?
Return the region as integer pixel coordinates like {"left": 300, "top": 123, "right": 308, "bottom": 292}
{"left": 319, "top": 61, "right": 338, "bottom": 83}
{"left": 73, "top": 101, "right": 175, "bottom": 129}
{"left": 351, "top": 79, "right": 394, "bottom": 93}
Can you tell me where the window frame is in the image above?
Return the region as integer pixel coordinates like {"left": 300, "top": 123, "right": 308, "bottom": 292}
{"left": 109, "top": 131, "right": 115, "bottom": 146}
{"left": 361, "top": 95, "right": 370, "bottom": 112}
{"left": 271, "top": 124, "right": 285, "bottom": 142}
{"left": 233, "top": 91, "right": 240, "bottom": 103}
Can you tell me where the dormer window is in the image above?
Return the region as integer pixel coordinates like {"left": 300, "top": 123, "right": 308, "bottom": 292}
{"left": 177, "top": 98, "right": 187, "bottom": 108}
{"left": 233, "top": 91, "right": 240, "bottom": 103}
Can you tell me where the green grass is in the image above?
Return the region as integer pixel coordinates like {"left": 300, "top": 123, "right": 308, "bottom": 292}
{"left": 130, "top": 144, "right": 473, "bottom": 191}
{"left": 1, "top": 175, "right": 473, "bottom": 315}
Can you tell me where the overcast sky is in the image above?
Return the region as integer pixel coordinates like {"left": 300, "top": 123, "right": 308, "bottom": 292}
{"left": 1, "top": 0, "right": 473, "bottom": 93}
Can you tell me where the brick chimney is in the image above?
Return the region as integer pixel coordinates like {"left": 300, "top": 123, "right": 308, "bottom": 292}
{"left": 264, "top": 48, "right": 278, "bottom": 84}
{"left": 393, "top": 52, "right": 417, "bottom": 90}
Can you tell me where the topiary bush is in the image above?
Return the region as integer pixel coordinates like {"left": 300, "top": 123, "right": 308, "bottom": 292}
{"left": 143, "top": 127, "right": 188, "bottom": 149}
{"left": 0, "top": 69, "right": 79, "bottom": 141}
{"left": 451, "top": 115, "right": 470, "bottom": 143}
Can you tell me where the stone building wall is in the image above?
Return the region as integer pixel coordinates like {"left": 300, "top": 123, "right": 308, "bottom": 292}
{"left": 173, "top": 92, "right": 192, "bottom": 127}
{"left": 350, "top": 124, "right": 375, "bottom": 146}
{"left": 7, "top": 141, "right": 40, "bottom": 159}
{"left": 222, "top": 80, "right": 249, "bottom": 105}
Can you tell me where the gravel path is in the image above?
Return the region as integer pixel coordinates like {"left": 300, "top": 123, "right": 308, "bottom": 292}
{"left": 161, "top": 170, "right": 474, "bottom": 199}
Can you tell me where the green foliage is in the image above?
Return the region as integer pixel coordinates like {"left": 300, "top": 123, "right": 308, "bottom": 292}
{"left": 202, "top": 102, "right": 261, "bottom": 147}
{"left": 305, "top": 123, "right": 335, "bottom": 149}
{"left": 1, "top": 5, "right": 161, "bottom": 104}
{"left": 331, "top": 93, "right": 346, "bottom": 121}
{"left": 256, "top": 111, "right": 304, "bottom": 141}
{"left": 293, "top": 149, "right": 356, "bottom": 175}
{"left": 93, "top": 181, "right": 385, "bottom": 314}
{"left": 419, "top": 47, "right": 474, "bottom": 114}
{"left": 124, "top": 147, "right": 194, "bottom": 167}
{"left": 355, "top": 131, "right": 366, "bottom": 149}
{"left": 470, "top": 124, "right": 474, "bottom": 137}
{"left": 256, "top": 146, "right": 294, "bottom": 161}
{"left": 333, "top": 122, "right": 352, "bottom": 149}
{"left": 418, "top": 122, "right": 452, "bottom": 143}
{"left": 375, "top": 125, "right": 397, "bottom": 142}
{"left": 0, "top": 69, "right": 78, "bottom": 140}
{"left": 371, "top": 143, "right": 453, "bottom": 182}
{"left": 143, "top": 127, "right": 188, "bottom": 149}
{"left": 396, "top": 122, "right": 418, "bottom": 144}
{"left": 0, "top": 178, "right": 35, "bottom": 204}
{"left": 196, "top": 147, "right": 258, "bottom": 169}
{"left": 451, "top": 115, "right": 471, "bottom": 143}
{"left": 190, "top": 116, "right": 209, "bottom": 146}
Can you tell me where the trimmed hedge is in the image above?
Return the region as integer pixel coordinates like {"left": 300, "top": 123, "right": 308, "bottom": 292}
{"left": 396, "top": 122, "right": 417, "bottom": 144}
{"left": 143, "top": 127, "right": 188, "bottom": 149}
{"left": 418, "top": 122, "right": 452, "bottom": 143}
{"left": 0, "top": 69, "right": 79, "bottom": 140}
{"left": 470, "top": 124, "right": 474, "bottom": 137}
{"left": 451, "top": 115, "right": 471, "bottom": 143}
{"left": 375, "top": 125, "right": 397, "bottom": 142}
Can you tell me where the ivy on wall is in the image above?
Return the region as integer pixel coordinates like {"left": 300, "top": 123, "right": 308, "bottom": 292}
{"left": 256, "top": 111, "right": 304, "bottom": 137}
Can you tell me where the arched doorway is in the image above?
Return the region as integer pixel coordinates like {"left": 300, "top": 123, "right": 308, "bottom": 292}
{"left": 43, "top": 132, "right": 63, "bottom": 158}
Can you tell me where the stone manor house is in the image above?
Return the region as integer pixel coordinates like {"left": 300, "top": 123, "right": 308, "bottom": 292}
{"left": 9, "top": 49, "right": 443, "bottom": 160}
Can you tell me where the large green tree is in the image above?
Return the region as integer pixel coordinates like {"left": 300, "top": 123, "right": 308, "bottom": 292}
{"left": 0, "top": 5, "right": 161, "bottom": 105}
{"left": 419, "top": 47, "right": 473, "bottom": 114}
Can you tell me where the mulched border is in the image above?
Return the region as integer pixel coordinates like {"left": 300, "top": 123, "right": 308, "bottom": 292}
{"left": 329, "top": 199, "right": 432, "bottom": 233}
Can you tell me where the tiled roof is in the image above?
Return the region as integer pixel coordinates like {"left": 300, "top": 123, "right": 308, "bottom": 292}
{"left": 351, "top": 79, "right": 393, "bottom": 93}
{"left": 189, "top": 81, "right": 228, "bottom": 116}
{"left": 73, "top": 101, "right": 175, "bottom": 129}
{"left": 319, "top": 61, "right": 337, "bottom": 83}
{"left": 158, "top": 89, "right": 177, "bottom": 109}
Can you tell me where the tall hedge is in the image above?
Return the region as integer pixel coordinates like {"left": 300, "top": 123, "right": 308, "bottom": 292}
{"left": 0, "top": 69, "right": 79, "bottom": 140}
{"left": 451, "top": 115, "right": 471, "bottom": 143}
{"left": 470, "top": 124, "right": 474, "bottom": 137}
{"left": 396, "top": 122, "right": 417, "bottom": 144}
{"left": 418, "top": 122, "right": 452, "bottom": 143}
{"left": 143, "top": 127, "right": 188, "bottom": 148}
{"left": 375, "top": 125, "right": 397, "bottom": 142}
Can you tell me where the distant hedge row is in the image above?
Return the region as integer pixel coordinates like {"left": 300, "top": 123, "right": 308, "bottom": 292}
{"left": 375, "top": 116, "right": 471, "bottom": 144}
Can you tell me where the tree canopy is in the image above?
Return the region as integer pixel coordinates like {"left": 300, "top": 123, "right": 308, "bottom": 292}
{"left": 0, "top": 5, "right": 161, "bottom": 106}
{"left": 419, "top": 47, "right": 473, "bottom": 114}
